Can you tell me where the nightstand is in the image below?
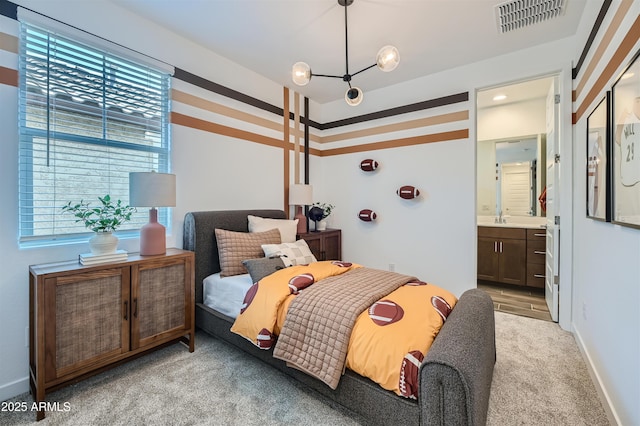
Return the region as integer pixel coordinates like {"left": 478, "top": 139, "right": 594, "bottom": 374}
{"left": 297, "top": 228, "right": 342, "bottom": 261}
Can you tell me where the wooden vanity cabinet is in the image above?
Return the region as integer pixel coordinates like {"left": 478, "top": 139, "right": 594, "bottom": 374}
{"left": 477, "top": 227, "right": 527, "bottom": 286}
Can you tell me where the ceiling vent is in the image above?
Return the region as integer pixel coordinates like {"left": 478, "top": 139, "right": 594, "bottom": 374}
{"left": 495, "top": 0, "right": 566, "bottom": 33}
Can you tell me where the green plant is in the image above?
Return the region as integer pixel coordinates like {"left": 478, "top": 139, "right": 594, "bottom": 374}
{"left": 312, "top": 202, "right": 335, "bottom": 219}
{"left": 62, "top": 195, "right": 136, "bottom": 233}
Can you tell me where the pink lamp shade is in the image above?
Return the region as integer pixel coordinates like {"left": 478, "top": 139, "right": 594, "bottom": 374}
{"left": 129, "top": 172, "right": 176, "bottom": 256}
{"left": 289, "top": 184, "right": 313, "bottom": 234}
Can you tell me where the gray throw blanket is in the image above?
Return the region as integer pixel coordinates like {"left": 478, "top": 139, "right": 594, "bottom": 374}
{"left": 273, "top": 267, "right": 415, "bottom": 389}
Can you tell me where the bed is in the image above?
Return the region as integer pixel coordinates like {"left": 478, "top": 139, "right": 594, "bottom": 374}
{"left": 183, "top": 209, "right": 496, "bottom": 425}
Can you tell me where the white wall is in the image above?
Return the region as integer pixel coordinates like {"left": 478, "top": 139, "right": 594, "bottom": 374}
{"left": 317, "top": 36, "right": 576, "bottom": 324}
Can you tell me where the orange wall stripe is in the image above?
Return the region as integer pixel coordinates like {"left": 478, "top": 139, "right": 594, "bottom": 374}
{"left": 171, "top": 111, "right": 284, "bottom": 149}
{"left": 172, "top": 89, "right": 282, "bottom": 133}
{"left": 318, "top": 110, "right": 469, "bottom": 144}
{"left": 575, "top": 13, "right": 640, "bottom": 123}
{"left": 0, "top": 32, "right": 18, "bottom": 54}
{"left": 0, "top": 66, "right": 18, "bottom": 87}
{"left": 320, "top": 129, "right": 469, "bottom": 156}
{"left": 574, "top": 0, "right": 633, "bottom": 99}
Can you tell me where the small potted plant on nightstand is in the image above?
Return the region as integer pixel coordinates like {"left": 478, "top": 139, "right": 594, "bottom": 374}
{"left": 311, "top": 202, "right": 334, "bottom": 231}
{"left": 62, "top": 195, "right": 136, "bottom": 255}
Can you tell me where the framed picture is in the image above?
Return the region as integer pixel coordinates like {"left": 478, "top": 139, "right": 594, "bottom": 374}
{"left": 586, "top": 93, "right": 610, "bottom": 221}
{"left": 611, "top": 48, "right": 640, "bottom": 229}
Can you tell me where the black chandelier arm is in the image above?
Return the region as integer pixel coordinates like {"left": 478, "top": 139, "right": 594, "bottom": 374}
{"left": 351, "top": 63, "right": 377, "bottom": 77}
{"left": 311, "top": 72, "right": 345, "bottom": 79}
{"left": 344, "top": 1, "right": 350, "bottom": 75}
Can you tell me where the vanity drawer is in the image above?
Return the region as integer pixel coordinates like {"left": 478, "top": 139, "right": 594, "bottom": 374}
{"left": 526, "top": 228, "right": 547, "bottom": 240}
{"left": 527, "top": 262, "right": 545, "bottom": 288}
{"left": 478, "top": 226, "right": 526, "bottom": 240}
{"left": 527, "top": 240, "right": 546, "bottom": 264}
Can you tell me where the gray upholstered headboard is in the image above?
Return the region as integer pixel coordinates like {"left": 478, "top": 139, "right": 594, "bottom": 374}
{"left": 183, "top": 209, "right": 287, "bottom": 303}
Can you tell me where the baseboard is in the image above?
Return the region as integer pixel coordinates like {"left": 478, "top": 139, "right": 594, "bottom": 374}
{"left": 0, "top": 376, "right": 29, "bottom": 402}
{"left": 572, "top": 325, "right": 620, "bottom": 425}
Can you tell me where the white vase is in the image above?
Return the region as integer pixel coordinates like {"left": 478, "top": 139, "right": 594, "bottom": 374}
{"left": 89, "top": 231, "right": 118, "bottom": 255}
{"left": 316, "top": 219, "right": 327, "bottom": 231}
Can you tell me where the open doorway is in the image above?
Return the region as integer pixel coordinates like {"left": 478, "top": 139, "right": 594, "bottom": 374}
{"left": 476, "top": 75, "right": 559, "bottom": 322}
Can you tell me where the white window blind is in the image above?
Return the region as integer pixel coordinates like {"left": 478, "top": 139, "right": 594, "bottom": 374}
{"left": 18, "top": 22, "right": 171, "bottom": 244}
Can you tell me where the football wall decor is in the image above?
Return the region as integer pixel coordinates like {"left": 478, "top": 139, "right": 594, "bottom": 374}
{"left": 358, "top": 209, "right": 377, "bottom": 222}
{"left": 397, "top": 185, "right": 420, "bottom": 199}
{"left": 360, "top": 159, "right": 379, "bottom": 172}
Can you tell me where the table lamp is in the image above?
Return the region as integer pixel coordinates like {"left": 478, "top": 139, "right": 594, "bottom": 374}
{"left": 289, "top": 184, "right": 313, "bottom": 234}
{"left": 129, "top": 171, "right": 176, "bottom": 255}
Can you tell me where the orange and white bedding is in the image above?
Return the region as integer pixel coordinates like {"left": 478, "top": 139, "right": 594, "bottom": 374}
{"left": 230, "top": 260, "right": 457, "bottom": 398}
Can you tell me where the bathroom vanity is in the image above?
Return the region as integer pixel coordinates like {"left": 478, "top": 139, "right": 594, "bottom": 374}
{"left": 477, "top": 223, "right": 546, "bottom": 288}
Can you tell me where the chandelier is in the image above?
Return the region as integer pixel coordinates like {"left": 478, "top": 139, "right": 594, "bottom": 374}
{"left": 291, "top": 0, "right": 400, "bottom": 106}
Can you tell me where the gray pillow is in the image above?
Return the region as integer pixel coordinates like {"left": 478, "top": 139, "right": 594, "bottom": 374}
{"left": 242, "top": 256, "right": 286, "bottom": 283}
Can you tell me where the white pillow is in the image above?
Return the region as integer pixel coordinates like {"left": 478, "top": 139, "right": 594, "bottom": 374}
{"left": 248, "top": 215, "right": 298, "bottom": 243}
{"left": 261, "top": 239, "right": 317, "bottom": 266}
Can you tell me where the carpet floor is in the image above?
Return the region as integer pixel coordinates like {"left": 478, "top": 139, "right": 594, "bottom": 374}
{"left": 1, "top": 312, "right": 610, "bottom": 425}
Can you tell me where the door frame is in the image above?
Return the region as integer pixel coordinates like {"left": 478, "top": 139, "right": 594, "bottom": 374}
{"left": 475, "top": 71, "right": 573, "bottom": 331}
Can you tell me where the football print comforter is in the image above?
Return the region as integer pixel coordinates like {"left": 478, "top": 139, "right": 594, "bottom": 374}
{"left": 230, "top": 260, "right": 457, "bottom": 399}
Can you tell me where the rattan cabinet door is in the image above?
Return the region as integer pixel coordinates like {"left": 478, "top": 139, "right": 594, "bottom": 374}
{"left": 44, "top": 267, "right": 130, "bottom": 382}
{"left": 130, "top": 256, "right": 190, "bottom": 350}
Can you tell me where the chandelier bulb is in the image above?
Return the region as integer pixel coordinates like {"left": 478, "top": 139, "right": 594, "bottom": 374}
{"left": 345, "top": 87, "right": 363, "bottom": 106}
{"left": 292, "top": 62, "right": 312, "bottom": 86}
{"left": 376, "top": 45, "right": 400, "bottom": 72}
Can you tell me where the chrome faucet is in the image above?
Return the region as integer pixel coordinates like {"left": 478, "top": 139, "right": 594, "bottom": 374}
{"left": 495, "top": 211, "right": 506, "bottom": 224}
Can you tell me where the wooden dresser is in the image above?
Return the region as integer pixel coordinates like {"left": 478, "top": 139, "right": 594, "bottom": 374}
{"left": 29, "top": 248, "right": 195, "bottom": 420}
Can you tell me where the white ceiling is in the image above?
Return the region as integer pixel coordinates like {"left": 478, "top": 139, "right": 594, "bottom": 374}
{"left": 477, "top": 76, "right": 555, "bottom": 109}
{"left": 109, "top": 0, "right": 593, "bottom": 105}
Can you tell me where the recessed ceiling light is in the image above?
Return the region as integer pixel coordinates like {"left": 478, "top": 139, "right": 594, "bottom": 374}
{"left": 621, "top": 72, "right": 635, "bottom": 80}
{"left": 493, "top": 94, "right": 507, "bottom": 101}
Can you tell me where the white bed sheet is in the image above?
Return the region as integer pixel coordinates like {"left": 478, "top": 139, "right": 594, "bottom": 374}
{"left": 203, "top": 272, "right": 253, "bottom": 318}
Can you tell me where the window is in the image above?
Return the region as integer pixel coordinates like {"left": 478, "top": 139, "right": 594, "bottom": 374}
{"left": 18, "top": 22, "right": 171, "bottom": 244}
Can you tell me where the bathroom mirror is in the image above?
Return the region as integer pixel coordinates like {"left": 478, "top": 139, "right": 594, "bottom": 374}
{"left": 477, "top": 135, "right": 546, "bottom": 217}
{"left": 477, "top": 76, "right": 554, "bottom": 219}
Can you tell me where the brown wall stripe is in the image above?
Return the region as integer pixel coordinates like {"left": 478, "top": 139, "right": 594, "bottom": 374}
{"left": 174, "top": 67, "right": 284, "bottom": 117}
{"left": 172, "top": 87, "right": 323, "bottom": 143}
{"left": 171, "top": 111, "right": 284, "bottom": 149}
{"left": 0, "top": 65, "right": 17, "bottom": 87}
{"left": 172, "top": 88, "right": 283, "bottom": 133}
{"left": 320, "top": 128, "right": 469, "bottom": 157}
{"left": 319, "top": 92, "right": 469, "bottom": 130}
{"left": 574, "top": 0, "right": 632, "bottom": 99}
{"left": 0, "top": 32, "right": 18, "bottom": 54}
{"left": 572, "top": 0, "right": 612, "bottom": 79}
{"left": 574, "top": 13, "right": 640, "bottom": 123}
{"left": 318, "top": 110, "right": 469, "bottom": 144}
